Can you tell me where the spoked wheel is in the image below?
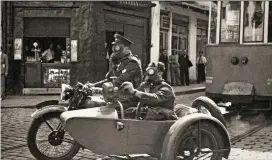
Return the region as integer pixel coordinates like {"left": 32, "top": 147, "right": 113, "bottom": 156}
{"left": 192, "top": 96, "right": 227, "bottom": 127}
{"left": 175, "top": 121, "right": 225, "bottom": 160}
{"left": 27, "top": 112, "right": 80, "bottom": 160}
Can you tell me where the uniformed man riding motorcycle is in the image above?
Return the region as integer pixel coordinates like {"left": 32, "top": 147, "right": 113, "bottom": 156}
{"left": 120, "top": 62, "right": 178, "bottom": 120}
{"left": 87, "top": 33, "right": 143, "bottom": 88}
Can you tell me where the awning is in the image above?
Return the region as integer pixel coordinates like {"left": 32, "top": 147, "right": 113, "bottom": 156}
{"left": 104, "top": 1, "right": 156, "bottom": 10}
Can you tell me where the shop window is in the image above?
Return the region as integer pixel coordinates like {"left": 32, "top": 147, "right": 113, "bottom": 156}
{"left": 209, "top": 1, "right": 218, "bottom": 44}
{"left": 268, "top": 2, "right": 272, "bottom": 42}
{"left": 243, "top": 1, "right": 264, "bottom": 42}
{"left": 220, "top": 1, "right": 241, "bottom": 43}
{"left": 197, "top": 28, "right": 208, "bottom": 38}
{"left": 160, "top": 30, "right": 168, "bottom": 50}
{"left": 23, "top": 37, "right": 69, "bottom": 63}
{"left": 172, "top": 24, "right": 188, "bottom": 54}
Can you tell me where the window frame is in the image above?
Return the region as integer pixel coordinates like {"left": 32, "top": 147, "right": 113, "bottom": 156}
{"left": 219, "top": 1, "right": 242, "bottom": 44}
{"left": 242, "top": 1, "right": 265, "bottom": 43}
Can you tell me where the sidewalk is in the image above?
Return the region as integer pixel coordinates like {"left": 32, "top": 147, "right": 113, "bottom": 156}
{"left": 0, "top": 83, "right": 205, "bottom": 108}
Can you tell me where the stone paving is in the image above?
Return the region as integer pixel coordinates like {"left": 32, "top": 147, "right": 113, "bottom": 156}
{"left": 1, "top": 91, "right": 272, "bottom": 160}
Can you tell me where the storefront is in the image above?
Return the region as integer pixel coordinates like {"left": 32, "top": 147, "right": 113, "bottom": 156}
{"left": 150, "top": 2, "right": 209, "bottom": 81}
{"left": 2, "top": 1, "right": 153, "bottom": 95}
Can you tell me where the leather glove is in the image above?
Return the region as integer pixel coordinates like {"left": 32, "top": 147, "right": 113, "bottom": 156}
{"left": 119, "top": 82, "right": 134, "bottom": 95}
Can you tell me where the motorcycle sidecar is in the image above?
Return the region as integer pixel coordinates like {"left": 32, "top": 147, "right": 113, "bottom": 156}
{"left": 60, "top": 107, "right": 231, "bottom": 160}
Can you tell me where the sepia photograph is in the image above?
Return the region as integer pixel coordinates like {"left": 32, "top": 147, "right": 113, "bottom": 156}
{"left": 1, "top": 1, "right": 272, "bottom": 160}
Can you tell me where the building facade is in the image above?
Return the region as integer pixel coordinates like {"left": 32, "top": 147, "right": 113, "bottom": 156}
{"left": 1, "top": 1, "right": 154, "bottom": 95}
{"left": 150, "top": 1, "right": 209, "bottom": 82}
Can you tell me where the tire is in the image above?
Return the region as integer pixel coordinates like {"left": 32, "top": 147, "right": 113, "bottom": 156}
{"left": 27, "top": 112, "right": 80, "bottom": 160}
{"left": 192, "top": 96, "right": 227, "bottom": 127}
{"left": 162, "top": 121, "right": 225, "bottom": 160}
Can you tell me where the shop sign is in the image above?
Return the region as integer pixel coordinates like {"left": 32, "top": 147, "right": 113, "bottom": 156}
{"left": 14, "top": 38, "right": 22, "bottom": 60}
{"left": 43, "top": 68, "right": 70, "bottom": 88}
{"left": 71, "top": 40, "right": 78, "bottom": 62}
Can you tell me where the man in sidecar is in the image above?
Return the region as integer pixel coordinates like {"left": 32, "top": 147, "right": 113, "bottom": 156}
{"left": 86, "top": 33, "right": 143, "bottom": 89}
{"left": 119, "top": 62, "right": 182, "bottom": 120}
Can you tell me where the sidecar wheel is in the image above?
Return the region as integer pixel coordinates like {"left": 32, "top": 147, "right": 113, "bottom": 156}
{"left": 192, "top": 96, "right": 227, "bottom": 127}
{"left": 27, "top": 112, "right": 80, "bottom": 160}
{"left": 162, "top": 121, "right": 225, "bottom": 160}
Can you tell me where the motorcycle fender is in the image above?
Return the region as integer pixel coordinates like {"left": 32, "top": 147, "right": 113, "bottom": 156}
{"left": 163, "top": 113, "right": 231, "bottom": 159}
{"left": 36, "top": 100, "right": 59, "bottom": 109}
{"left": 31, "top": 105, "right": 67, "bottom": 119}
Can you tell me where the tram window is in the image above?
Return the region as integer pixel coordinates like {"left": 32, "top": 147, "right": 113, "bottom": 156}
{"left": 220, "top": 1, "right": 241, "bottom": 43}
{"left": 243, "top": 1, "right": 264, "bottom": 42}
{"left": 268, "top": 2, "right": 272, "bottom": 42}
{"left": 209, "top": 1, "right": 218, "bottom": 44}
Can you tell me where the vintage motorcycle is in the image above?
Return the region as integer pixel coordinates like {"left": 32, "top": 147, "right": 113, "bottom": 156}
{"left": 27, "top": 82, "right": 230, "bottom": 160}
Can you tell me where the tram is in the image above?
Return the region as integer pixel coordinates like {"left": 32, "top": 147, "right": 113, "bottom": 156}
{"left": 206, "top": 1, "right": 272, "bottom": 111}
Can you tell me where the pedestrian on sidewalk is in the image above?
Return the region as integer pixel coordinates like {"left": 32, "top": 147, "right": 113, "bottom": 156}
{"left": 1, "top": 46, "right": 9, "bottom": 100}
{"left": 196, "top": 51, "right": 207, "bottom": 83}
{"left": 178, "top": 49, "right": 192, "bottom": 86}
{"left": 169, "top": 49, "right": 181, "bottom": 86}
{"left": 159, "top": 49, "right": 169, "bottom": 83}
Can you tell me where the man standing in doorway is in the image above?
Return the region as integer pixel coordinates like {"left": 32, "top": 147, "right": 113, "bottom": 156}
{"left": 1, "top": 46, "right": 8, "bottom": 100}
{"left": 178, "top": 49, "right": 191, "bottom": 86}
{"left": 196, "top": 51, "right": 207, "bottom": 83}
{"left": 55, "top": 44, "right": 63, "bottom": 62}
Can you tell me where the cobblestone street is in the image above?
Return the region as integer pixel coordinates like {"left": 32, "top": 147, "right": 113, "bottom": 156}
{"left": 1, "top": 92, "right": 272, "bottom": 160}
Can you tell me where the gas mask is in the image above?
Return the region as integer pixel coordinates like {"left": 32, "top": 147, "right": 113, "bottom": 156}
{"left": 144, "top": 62, "right": 164, "bottom": 84}
{"left": 111, "top": 44, "right": 130, "bottom": 62}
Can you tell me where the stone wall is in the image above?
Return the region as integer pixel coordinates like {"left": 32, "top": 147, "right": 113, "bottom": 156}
{"left": 3, "top": 1, "right": 151, "bottom": 94}
{"left": 70, "top": 2, "right": 107, "bottom": 84}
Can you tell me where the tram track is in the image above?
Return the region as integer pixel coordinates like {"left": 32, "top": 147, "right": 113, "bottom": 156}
{"left": 200, "top": 112, "right": 272, "bottom": 160}
{"left": 223, "top": 111, "right": 272, "bottom": 145}
{"left": 229, "top": 119, "right": 272, "bottom": 145}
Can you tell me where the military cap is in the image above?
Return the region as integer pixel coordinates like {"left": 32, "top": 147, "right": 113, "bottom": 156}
{"left": 112, "top": 34, "right": 134, "bottom": 47}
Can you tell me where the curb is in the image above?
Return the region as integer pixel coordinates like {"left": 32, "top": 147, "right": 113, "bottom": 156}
{"left": 1, "top": 87, "right": 205, "bottom": 109}
{"left": 175, "top": 87, "right": 205, "bottom": 96}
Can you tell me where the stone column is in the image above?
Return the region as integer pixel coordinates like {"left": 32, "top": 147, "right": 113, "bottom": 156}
{"left": 150, "top": 1, "right": 160, "bottom": 63}
{"left": 188, "top": 16, "right": 197, "bottom": 81}
{"left": 167, "top": 11, "right": 172, "bottom": 84}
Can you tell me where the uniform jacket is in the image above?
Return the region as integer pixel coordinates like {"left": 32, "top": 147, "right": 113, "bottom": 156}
{"left": 111, "top": 54, "right": 143, "bottom": 88}
{"left": 137, "top": 80, "right": 176, "bottom": 110}
{"left": 123, "top": 80, "right": 177, "bottom": 120}
{"left": 96, "top": 53, "right": 143, "bottom": 91}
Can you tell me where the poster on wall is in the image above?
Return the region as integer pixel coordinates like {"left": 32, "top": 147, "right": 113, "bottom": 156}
{"left": 71, "top": 40, "right": 78, "bottom": 62}
{"left": 226, "top": 11, "right": 239, "bottom": 26}
{"left": 14, "top": 38, "right": 22, "bottom": 60}
{"left": 43, "top": 68, "right": 70, "bottom": 88}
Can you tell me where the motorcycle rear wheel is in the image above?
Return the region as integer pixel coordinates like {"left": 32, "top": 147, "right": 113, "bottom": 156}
{"left": 27, "top": 112, "right": 80, "bottom": 160}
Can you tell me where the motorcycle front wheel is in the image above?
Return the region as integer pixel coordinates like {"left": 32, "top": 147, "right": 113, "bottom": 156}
{"left": 27, "top": 112, "right": 80, "bottom": 160}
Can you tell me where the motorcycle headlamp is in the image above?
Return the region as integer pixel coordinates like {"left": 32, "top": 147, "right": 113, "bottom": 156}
{"left": 61, "top": 84, "right": 74, "bottom": 101}
{"left": 102, "top": 82, "right": 118, "bottom": 102}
